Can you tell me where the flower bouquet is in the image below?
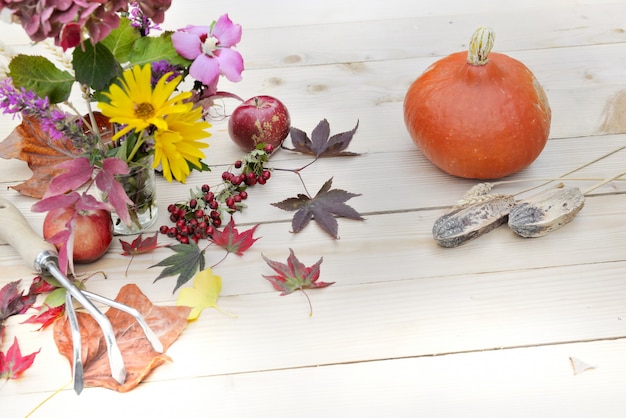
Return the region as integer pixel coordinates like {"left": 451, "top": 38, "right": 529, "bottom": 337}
{"left": 0, "top": 1, "right": 245, "bottom": 272}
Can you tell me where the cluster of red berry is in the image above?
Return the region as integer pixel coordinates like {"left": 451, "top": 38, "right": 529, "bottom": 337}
{"left": 159, "top": 144, "right": 274, "bottom": 244}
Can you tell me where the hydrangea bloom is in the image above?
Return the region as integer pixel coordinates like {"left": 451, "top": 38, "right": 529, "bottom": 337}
{"left": 0, "top": 0, "right": 172, "bottom": 49}
{"left": 171, "top": 14, "right": 244, "bottom": 89}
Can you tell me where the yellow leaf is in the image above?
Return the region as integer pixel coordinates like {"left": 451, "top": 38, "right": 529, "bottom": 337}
{"left": 176, "top": 268, "right": 235, "bottom": 320}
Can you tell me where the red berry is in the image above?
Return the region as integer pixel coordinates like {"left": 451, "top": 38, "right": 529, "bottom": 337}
{"left": 167, "top": 227, "right": 177, "bottom": 238}
{"left": 210, "top": 210, "right": 221, "bottom": 219}
{"left": 212, "top": 218, "right": 222, "bottom": 228}
{"left": 234, "top": 160, "right": 243, "bottom": 169}
{"left": 264, "top": 144, "right": 274, "bottom": 154}
{"left": 189, "top": 198, "right": 197, "bottom": 209}
{"left": 159, "top": 225, "right": 169, "bottom": 234}
{"left": 169, "top": 214, "right": 178, "bottom": 222}
{"left": 261, "top": 170, "right": 271, "bottom": 180}
{"left": 179, "top": 236, "right": 189, "bottom": 245}
{"left": 209, "top": 200, "right": 219, "bottom": 210}
{"left": 239, "top": 191, "right": 248, "bottom": 200}
{"left": 201, "top": 184, "right": 210, "bottom": 193}
{"left": 167, "top": 204, "right": 176, "bottom": 213}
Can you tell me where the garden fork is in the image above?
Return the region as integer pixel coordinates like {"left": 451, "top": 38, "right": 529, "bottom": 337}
{"left": 0, "top": 198, "right": 163, "bottom": 394}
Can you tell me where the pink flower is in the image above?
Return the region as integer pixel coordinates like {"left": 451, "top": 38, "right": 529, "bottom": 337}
{"left": 171, "top": 14, "right": 244, "bottom": 88}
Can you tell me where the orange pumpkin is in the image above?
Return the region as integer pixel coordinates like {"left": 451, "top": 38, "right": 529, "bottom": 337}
{"left": 403, "top": 27, "right": 551, "bottom": 179}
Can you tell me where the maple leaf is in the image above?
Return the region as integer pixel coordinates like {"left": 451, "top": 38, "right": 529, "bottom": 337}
{"left": 151, "top": 241, "right": 206, "bottom": 293}
{"left": 0, "top": 114, "right": 78, "bottom": 198}
{"left": 53, "top": 284, "right": 190, "bottom": 392}
{"left": 28, "top": 275, "right": 58, "bottom": 295}
{"left": 0, "top": 280, "right": 37, "bottom": 333}
{"left": 94, "top": 157, "right": 133, "bottom": 226}
{"left": 176, "top": 268, "right": 235, "bottom": 320}
{"left": 42, "top": 156, "right": 94, "bottom": 198}
{"left": 210, "top": 217, "right": 260, "bottom": 258}
{"left": 22, "top": 304, "right": 65, "bottom": 330}
{"left": 262, "top": 248, "right": 334, "bottom": 316}
{"left": 120, "top": 232, "right": 164, "bottom": 276}
{"left": 288, "top": 119, "right": 360, "bottom": 157}
{"left": 0, "top": 337, "right": 40, "bottom": 380}
{"left": 271, "top": 177, "right": 364, "bottom": 239}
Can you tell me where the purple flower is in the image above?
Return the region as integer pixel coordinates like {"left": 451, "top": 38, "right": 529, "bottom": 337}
{"left": 128, "top": 1, "right": 161, "bottom": 36}
{"left": 171, "top": 14, "right": 244, "bottom": 87}
{"left": 151, "top": 60, "right": 184, "bottom": 85}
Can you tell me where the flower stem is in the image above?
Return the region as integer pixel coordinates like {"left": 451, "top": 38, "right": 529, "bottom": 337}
{"left": 126, "top": 130, "right": 147, "bottom": 162}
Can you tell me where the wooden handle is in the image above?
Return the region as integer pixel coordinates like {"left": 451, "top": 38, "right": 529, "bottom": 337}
{"left": 0, "top": 198, "right": 57, "bottom": 271}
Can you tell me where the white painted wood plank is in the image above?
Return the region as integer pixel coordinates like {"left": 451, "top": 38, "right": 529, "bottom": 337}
{"left": 4, "top": 338, "right": 626, "bottom": 417}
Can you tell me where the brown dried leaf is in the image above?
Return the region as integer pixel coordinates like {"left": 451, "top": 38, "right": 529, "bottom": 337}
{"left": 53, "top": 284, "right": 191, "bottom": 393}
{"left": 0, "top": 115, "right": 78, "bottom": 198}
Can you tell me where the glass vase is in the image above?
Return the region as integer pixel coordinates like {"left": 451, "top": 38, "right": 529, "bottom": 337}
{"left": 111, "top": 155, "right": 159, "bottom": 235}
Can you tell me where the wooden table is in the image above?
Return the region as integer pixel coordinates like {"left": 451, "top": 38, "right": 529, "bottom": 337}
{"left": 2, "top": 1, "right": 626, "bottom": 416}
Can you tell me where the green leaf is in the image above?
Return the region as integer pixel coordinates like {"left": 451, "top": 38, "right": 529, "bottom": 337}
{"left": 73, "top": 42, "right": 121, "bottom": 91}
{"left": 101, "top": 17, "right": 140, "bottom": 64}
{"left": 8, "top": 55, "right": 74, "bottom": 104}
{"left": 129, "top": 32, "right": 191, "bottom": 68}
{"left": 42, "top": 287, "right": 67, "bottom": 308}
{"left": 150, "top": 242, "right": 206, "bottom": 293}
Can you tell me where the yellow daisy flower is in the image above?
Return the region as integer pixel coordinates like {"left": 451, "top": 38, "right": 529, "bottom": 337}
{"left": 99, "top": 64, "right": 192, "bottom": 140}
{"left": 153, "top": 105, "right": 211, "bottom": 183}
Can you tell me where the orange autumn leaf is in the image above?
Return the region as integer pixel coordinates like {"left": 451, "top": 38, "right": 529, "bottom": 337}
{"left": 0, "top": 114, "right": 79, "bottom": 198}
{"left": 53, "top": 284, "right": 191, "bottom": 393}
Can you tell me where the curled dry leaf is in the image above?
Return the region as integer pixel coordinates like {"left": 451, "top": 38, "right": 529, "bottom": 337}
{"left": 0, "top": 115, "right": 78, "bottom": 198}
{"left": 53, "top": 284, "right": 190, "bottom": 392}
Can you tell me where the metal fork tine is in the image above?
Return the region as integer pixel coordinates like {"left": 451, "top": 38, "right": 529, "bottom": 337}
{"left": 83, "top": 290, "right": 164, "bottom": 353}
{"left": 65, "top": 291, "right": 84, "bottom": 395}
{"left": 44, "top": 259, "right": 127, "bottom": 386}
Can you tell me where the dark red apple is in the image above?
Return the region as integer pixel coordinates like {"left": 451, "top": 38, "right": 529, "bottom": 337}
{"left": 43, "top": 207, "right": 113, "bottom": 263}
{"left": 228, "top": 95, "right": 291, "bottom": 152}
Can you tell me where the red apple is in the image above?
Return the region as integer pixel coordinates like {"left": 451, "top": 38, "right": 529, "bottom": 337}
{"left": 43, "top": 207, "right": 113, "bottom": 263}
{"left": 228, "top": 95, "right": 291, "bottom": 152}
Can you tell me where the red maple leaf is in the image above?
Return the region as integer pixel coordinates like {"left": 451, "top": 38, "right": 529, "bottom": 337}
{"left": 120, "top": 232, "right": 164, "bottom": 275}
{"left": 0, "top": 337, "right": 40, "bottom": 380}
{"left": 22, "top": 304, "right": 65, "bottom": 330}
{"left": 209, "top": 218, "right": 259, "bottom": 265}
{"left": 262, "top": 248, "right": 334, "bottom": 316}
{"left": 0, "top": 281, "right": 37, "bottom": 333}
{"left": 28, "top": 276, "right": 58, "bottom": 295}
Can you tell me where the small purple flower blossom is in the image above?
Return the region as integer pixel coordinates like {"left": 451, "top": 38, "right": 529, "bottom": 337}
{"left": 129, "top": 1, "right": 161, "bottom": 36}
{"left": 151, "top": 60, "right": 184, "bottom": 85}
{"left": 0, "top": 78, "right": 95, "bottom": 147}
{"left": 171, "top": 14, "right": 244, "bottom": 88}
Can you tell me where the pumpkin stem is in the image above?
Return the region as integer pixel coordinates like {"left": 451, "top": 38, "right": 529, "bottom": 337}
{"left": 467, "top": 26, "right": 495, "bottom": 66}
